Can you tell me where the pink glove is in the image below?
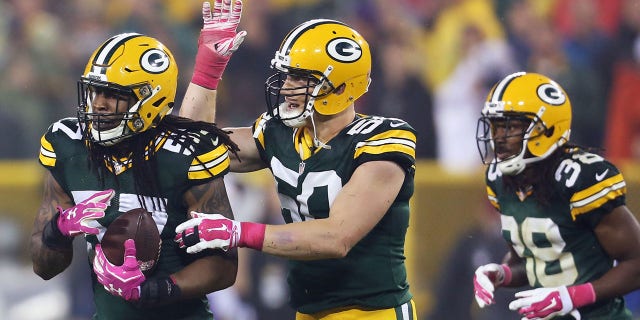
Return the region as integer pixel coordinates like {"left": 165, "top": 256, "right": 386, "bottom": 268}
{"left": 474, "top": 263, "right": 512, "bottom": 307}
{"left": 58, "top": 189, "right": 115, "bottom": 236}
{"left": 191, "top": 0, "right": 247, "bottom": 89}
{"left": 174, "top": 212, "right": 265, "bottom": 253}
{"left": 509, "top": 283, "right": 596, "bottom": 320}
{"left": 93, "top": 239, "right": 146, "bottom": 301}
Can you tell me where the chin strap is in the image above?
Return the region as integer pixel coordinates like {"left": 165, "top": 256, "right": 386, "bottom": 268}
{"left": 310, "top": 113, "right": 331, "bottom": 150}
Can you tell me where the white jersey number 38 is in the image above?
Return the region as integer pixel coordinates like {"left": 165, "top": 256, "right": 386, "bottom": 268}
{"left": 501, "top": 215, "right": 578, "bottom": 287}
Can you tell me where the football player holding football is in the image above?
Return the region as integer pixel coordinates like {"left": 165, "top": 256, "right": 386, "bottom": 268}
{"left": 175, "top": 1, "right": 418, "bottom": 319}
{"left": 473, "top": 71, "right": 640, "bottom": 319}
{"left": 29, "top": 6, "right": 245, "bottom": 318}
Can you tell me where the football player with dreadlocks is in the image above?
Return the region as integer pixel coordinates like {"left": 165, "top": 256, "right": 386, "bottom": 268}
{"left": 473, "top": 72, "right": 640, "bottom": 319}
{"left": 175, "top": 1, "right": 418, "bottom": 319}
{"left": 29, "top": 3, "right": 246, "bottom": 318}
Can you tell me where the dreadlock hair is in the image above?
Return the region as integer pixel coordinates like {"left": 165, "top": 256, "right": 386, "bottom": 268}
{"left": 502, "top": 143, "right": 603, "bottom": 207}
{"left": 85, "top": 115, "right": 240, "bottom": 213}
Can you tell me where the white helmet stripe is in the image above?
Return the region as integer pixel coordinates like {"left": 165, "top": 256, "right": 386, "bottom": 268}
{"left": 90, "top": 33, "right": 141, "bottom": 75}
{"left": 489, "top": 71, "right": 526, "bottom": 103}
{"left": 278, "top": 19, "right": 345, "bottom": 56}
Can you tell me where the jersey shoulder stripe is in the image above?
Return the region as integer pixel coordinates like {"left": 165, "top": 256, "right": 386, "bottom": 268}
{"left": 351, "top": 116, "right": 417, "bottom": 166}
{"left": 553, "top": 150, "right": 626, "bottom": 219}
{"left": 189, "top": 144, "right": 230, "bottom": 180}
{"left": 40, "top": 135, "right": 56, "bottom": 167}
{"left": 251, "top": 112, "right": 272, "bottom": 150}
{"left": 486, "top": 185, "right": 499, "bottom": 210}
{"left": 354, "top": 129, "right": 416, "bottom": 159}
{"left": 570, "top": 173, "right": 626, "bottom": 219}
{"left": 39, "top": 118, "right": 84, "bottom": 169}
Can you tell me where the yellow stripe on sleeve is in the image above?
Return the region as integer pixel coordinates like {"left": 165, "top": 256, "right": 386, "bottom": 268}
{"left": 252, "top": 114, "right": 268, "bottom": 150}
{"left": 39, "top": 135, "right": 56, "bottom": 167}
{"left": 188, "top": 145, "right": 230, "bottom": 180}
{"left": 354, "top": 129, "right": 417, "bottom": 159}
{"left": 486, "top": 186, "right": 500, "bottom": 210}
{"left": 569, "top": 173, "right": 626, "bottom": 220}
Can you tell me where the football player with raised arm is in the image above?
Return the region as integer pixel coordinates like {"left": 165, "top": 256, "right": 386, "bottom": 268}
{"left": 472, "top": 72, "right": 640, "bottom": 319}
{"left": 29, "top": 9, "right": 245, "bottom": 318}
{"left": 175, "top": 1, "right": 418, "bottom": 319}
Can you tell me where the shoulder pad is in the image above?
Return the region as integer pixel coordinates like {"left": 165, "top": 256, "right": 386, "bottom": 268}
{"left": 555, "top": 151, "right": 626, "bottom": 219}
{"left": 40, "top": 118, "right": 83, "bottom": 168}
{"left": 351, "top": 116, "right": 417, "bottom": 166}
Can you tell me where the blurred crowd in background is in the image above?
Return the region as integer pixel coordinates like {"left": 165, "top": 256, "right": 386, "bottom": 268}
{"left": 3, "top": 0, "right": 640, "bottom": 167}
{"left": 2, "top": 0, "right": 640, "bottom": 319}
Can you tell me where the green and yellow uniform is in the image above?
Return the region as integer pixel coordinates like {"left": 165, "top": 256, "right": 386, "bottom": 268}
{"left": 39, "top": 117, "right": 230, "bottom": 320}
{"left": 486, "top": 149, "right": 632, "bottom": 319}
{"left": 252, "top": 113, "right": 417, "bottom": 316}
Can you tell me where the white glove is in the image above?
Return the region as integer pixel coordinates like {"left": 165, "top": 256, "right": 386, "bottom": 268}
{"left": 202, "top": 0, "right": 246, "bottom": 56}
{"left": 174, "top": 212, "right": 242, "bottom": 253}
{"left": 474, "top": 263, "right": 511, "bottom": 308}
{"left": 175, "top": 212, "right": 266, "bottom": 253}
{"left": 509, "top": 284, "right": 595, "bottom": 320}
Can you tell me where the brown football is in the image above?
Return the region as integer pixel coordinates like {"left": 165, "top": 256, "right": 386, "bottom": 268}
{"left": 101, "top": 208, "right": 161, "bottom": 275}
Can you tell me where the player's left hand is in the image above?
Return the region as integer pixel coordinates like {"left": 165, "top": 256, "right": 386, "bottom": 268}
{"left": 191, "top": 0, "right": 247, "bottom": 89}
{"left": 509, "top": 284, "right": 595, "bottom": 320}
{"left": 93, "top": 239, "right": 145, "bottom": 301}
{"left": 202, "top": 0, "right": 246, "bottom": 56}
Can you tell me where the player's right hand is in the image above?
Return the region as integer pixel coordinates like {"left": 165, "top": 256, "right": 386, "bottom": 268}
{"left": 474, "top": 263, "right": 511, "bottom": 308}
{"left": 57, "top": 189, "right": 115, "bottom": 236}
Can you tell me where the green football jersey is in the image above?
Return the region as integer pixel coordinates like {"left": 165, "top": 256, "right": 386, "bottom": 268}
{"left": 252, "top": 113, "right": 417, "bottom": 314}
{"left": 485, "top": 149, "right": 632, "bottom": 319}
{"left": 39, "top": 117, "right": 231, "bottom": 320}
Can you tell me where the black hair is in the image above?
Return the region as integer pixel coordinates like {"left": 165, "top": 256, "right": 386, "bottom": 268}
{"left": 85, "top": 115, "right": 240, "bottom": 212}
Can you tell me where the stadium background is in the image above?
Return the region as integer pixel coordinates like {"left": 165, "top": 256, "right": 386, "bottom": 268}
{"left": 1, "top": 0, "right": 640, "bottom": 319}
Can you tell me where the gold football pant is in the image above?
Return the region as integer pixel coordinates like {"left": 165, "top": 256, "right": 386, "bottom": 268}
{"left": 296, "top": 300, "right": 416, "bottom": 320}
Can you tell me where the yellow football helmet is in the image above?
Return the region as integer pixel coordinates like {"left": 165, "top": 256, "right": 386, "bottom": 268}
{"left": 476, "top": 72, "right": 572, "bottom": 175}
{"left": 265, "top": 19, "right": 371, "bottom": 127}
{"left": 77, "top": 33, "right": 177, "bottom": 146}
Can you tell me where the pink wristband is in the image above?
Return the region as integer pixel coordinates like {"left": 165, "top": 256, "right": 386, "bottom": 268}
{"left": 191, "top": 29, "right": 235, "bottom": 89}
{"left": 500, "top": 264, "right": 512, "bottom": 286}
{"left": 568, "top": 282, "right": 596, "bottom": 308}
{"left": 239, "top": 222, "right": 266, "bottom": 251}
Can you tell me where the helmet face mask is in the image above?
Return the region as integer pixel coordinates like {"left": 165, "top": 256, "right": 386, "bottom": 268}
{"left": 264, "top": 19, "right": 371, "bottom": 127}
{"left": 265, "top": 67, "right": 335, "bottom": 127}
{"left": 78, "top": 79, "right": 146, "bottom": 145}
{"left": 477, "top": 112, "right": 542, "bottom": 175}
{"left": 476, "top": 72, "right": 572, "bottom": 175}
{"left": 77, "top": 33, "right": 177, "bottom": 146}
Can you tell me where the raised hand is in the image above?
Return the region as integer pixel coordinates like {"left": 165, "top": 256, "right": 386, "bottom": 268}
{"left": 191, "top": 0, "right": 247, "bottom": 89}
{"left": 175, "top": 212, "right": 265, "bottom": 253}
{"left": 473, "top": 263, "right": 511, "bottom": 307}
{"left": 93, "top": 239, "right": 146, "bottom": 301}
{"left": 509, "top": 283, "right": 595, "bottom": 320}
{"left": 57, "top": 189, "right": 115, "bottom": 236}
{"left": 202, "top": 0, "right": 246, "bottom": 56}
